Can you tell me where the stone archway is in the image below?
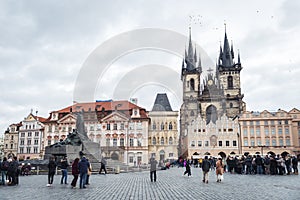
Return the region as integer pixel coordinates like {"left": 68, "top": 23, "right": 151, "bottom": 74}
{"left": 218, "top": 152, "right": 226, "bottom": 158}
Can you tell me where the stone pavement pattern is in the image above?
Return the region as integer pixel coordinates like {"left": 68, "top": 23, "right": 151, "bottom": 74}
{"left": 1, "top": 167, "right": 300, "bottom": 200}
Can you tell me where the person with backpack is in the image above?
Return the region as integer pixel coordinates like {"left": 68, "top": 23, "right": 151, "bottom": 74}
{"left": 1, "top": 157, "right": 9, "bottom": 185}
{"left": 183, "top": 159, "right": 192, "bottom": 177}
{"left": 202, "top": 156, "right": 211, "bottom": 183}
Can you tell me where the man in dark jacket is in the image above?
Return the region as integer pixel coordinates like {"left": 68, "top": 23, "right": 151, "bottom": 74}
{"left": 78, "top": 156, "right": 90, "bottom": 189}
{"left": 202, "top": 156, "right": 211, "bottom": 183}
{"left": 60, "top": 156, "right": 69, "bottom": 184}
{"left": 149, "top": 157, "right": 158, "bottom": 182}
{"left": 47, "top": 156, "right": 57, "bottom": 187}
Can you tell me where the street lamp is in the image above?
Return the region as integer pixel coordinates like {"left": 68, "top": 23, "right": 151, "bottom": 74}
{"left": 232, "top": 115, "right": 242, "bottom": 155}
{"left": 258, "top": 145, "right": 266, "bottom": 156}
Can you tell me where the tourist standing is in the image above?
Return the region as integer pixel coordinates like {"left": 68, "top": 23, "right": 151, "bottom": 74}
{"left": 60, "top": 156, "right": 69, "bottom": 184}
{"left": 216, "top": 157, "right": 224, "bottom": 182}
{"left": 78, "top": 156, "right": 90, "bottom": 189}
{"left": 292, "top": 156, "right": 298, "bottom": 175}
{"left": 202, "top": 156, "right": 211, "bottom": 183}
{"left": 99, "top": 157, "right": 107, "bottom": 174}
{"left": 149, "top": 157, "right": 157, "bottom": 182}
{"left": 86, "top": 159, "right": 92, "bottom": 185}
{"left": 47, "top": 156, "right": 57, "bottom": 187}
{"left": 71, "top": 158, "right": 79, "bottom": 188}
{"left": 1, "top": 157, "right": 9, "bottom": 185}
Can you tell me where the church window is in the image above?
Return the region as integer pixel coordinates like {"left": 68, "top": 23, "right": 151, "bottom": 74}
{"left": 152, "top": 137, "right": 156, "bottom": 145}
{"left": 169, "top": 137, "right": 173, "bottom": 145}
{"left": 205, "top": 105, "right": 217, "bottom": 124}
{"left": 228, "top": 76, "right": 233, "bottom": 89}
{"left": 160, "top": 123, "right": 164, "bottom": 130}
{"left": 190, "top": 78, "right": 195, "bottom": 91}
{"left": 168, "top": 122, "right": 173, "bottom": 130}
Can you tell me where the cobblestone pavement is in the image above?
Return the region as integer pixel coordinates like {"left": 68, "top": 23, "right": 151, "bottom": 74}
{"left": 1, "top": 167, "right": 300, "bottom": 200}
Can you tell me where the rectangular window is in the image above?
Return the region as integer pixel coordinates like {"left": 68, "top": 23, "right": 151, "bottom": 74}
{"left": 191, "top": 141, "right": 195, "bottom": 147}
{"left": 19, "top": 147, "right": 24, "bottom": 154}
{"left": 233, "top": 140, "right": 237, "bottom": 146}
{"left": 28, "top": 132, "right": 32, "bottom": 137}
{"left": 278, "top": 120, "right": 282, "bottom": 125}
{"left": 251, "top": 139, "right": 255, "bottom": 146}
{"left": 285, "top": 128, "right": 289, "bottom": 134}
{"left": 272, "top": 139, "right": 276, "bottom": 146}
{"left": 120, "top": 138, "right": 124, "bottom": 146}
{"left": 113, "top": 138, "right": 117, "bottom": 146}
{"left": 226, "top": 141, "right": 230, "bottom": 147}
{"left": 244, "top": 140, "right": 248, "bottom": 146}
{"left": 27, "top": 139, "right": 31, "bottom": 145}
{"left": 264, "top": 128, "right": 269, "bottom": 136}
{"left": 113, "top": 123, "right": 117, "bottom": 130}
{"left": 256, "top": 129, "right": 260, "bottom": 136}
{"left": 10, "top": 144, "right": 13, "bottom": 149}
{"left": 48, "top": 126, "right": 52, "bottom": 132}
{"left": 286, "top": 139, "right": 290, "bottom": 146}
{"left": 250, "top": 121, "right": 254, "bottom": 126}
{"left": 271, "top": 128, "right": 275, "bottom": 135}
{"left": 137, "top": 139, "right": 142, "bottom": 147}
{"left": 264, "top": 121, "right": 268, "bottom": 125}
{"left": 106, "top": 138, "right": 110, "bottom": 146}
{"left": 129, "top": 156, "right": 133, "bottom": 163}
{"left": 34, "top": 139, "right": 38, "bottom": 145}
{"left": 198, "top": 141, "right": 202, "bottom": 147}
{"left": 278, "top": 128, "right": 282, "bottom": 135}
{"left": 68, "top": 126, "right": 73, "bottom": 132}
{"left": 243, "top": 121, "right": 247, "bottom": 126}
{"left": 257, "top": 139, "right": 261, "bottom": 146}
{"left": 169, "top": 153, "right": 174, "bottom": 158}
{"left": 271, "top": 120, "right": 275, "bottom": 125}
{"left": 205, "top": 141, "right": 209, "bottom": 147}
{"left": 106, "top": 123, "right": 110, "bottom": 130}
{"left": 20, "top": 139, "right": 24, "bottom": 145}
{"left": 62, "top": 126, "right": 66, "bottom": 132}
{"left": 285, "top": 120, "right": 289, "bottom": 125}
{"left": 250, "top": 128, "right": 254, "bottom": 136}
{"left": 120, "top": 123, "right": 125, "bottom": 130}
{"left": 90, "top": 126, "right": 94, "bottom": 131}
{"left": 26, "top": 147, "right": 31, "bottom": 153}
{"left": 265, "top": 139, "right": 270, "bottom": 146}
{"left": 279, "top": 138, "right": 283, "bottom": 146}
{"left": 219, "top": 141, "right": 222, "bottom": 147}
{"left": 35, "top": 132, "right": 39, "bottom": 137}
{"left": 21, "top": 132, "right": 25, "bottom": 137}
{"left": 256, "top": 121, "right": 260, "bottom": 126}
{"left": 243, "top": 129, "right": 248, "bottom": 136}
{"left": 130, "top": 138, "right": 134, "bottom": 147}
{"left": 33, "top": 147, "right": 38, "bottom": 154}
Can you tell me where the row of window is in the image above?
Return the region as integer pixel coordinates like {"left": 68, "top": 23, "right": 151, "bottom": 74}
{"left": 243, "top": 138, "right": 291, "bottom": 146}
{"left": 190, "top": 140, "right": 237, "bottom": 147}
{"left": 151, "top": 137, "right": 174, "bottom": 145}
{"left": 152, "top": 122, "right": 175, "bottom": 131}
{"left": 242, "top": 120, "right": 289, "bottom": 126}
{"left": 20, "top": 132, "right": 40, "bottom": 137}
{"left": 19, "top": 139, "right": 39, "bottom": 145}
{"left": 19, "top": 147, "right": 39, "bottom": 154}
{"left": 243, "top": 127, "right": 290, "bottom": 136}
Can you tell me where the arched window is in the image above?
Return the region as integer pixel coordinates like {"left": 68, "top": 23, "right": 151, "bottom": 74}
{"left": 206, "top": 105, "right": 217, "bottom": 124}
{"left": 152, "top": 122, "right": 156, "bottom": 130}
{"left": 152, "top": 137, "right": 156, "bottom": 145}
{"left": 169, "top": 137, "right": 173, "bottom": 145}
{"left": 190, "top": 78, "right": 195, "bottom": 91}
{"left": 161, "top": 123, "right": 164, "bottom": 130}
{"left": 168, "top": 122, "right": 173, "bottom": 130}
{"left": 161, "top": 137, "right": 164, "bottom": 145}
{"left": 228, "top": 76, "right": 233, "bottom": 89}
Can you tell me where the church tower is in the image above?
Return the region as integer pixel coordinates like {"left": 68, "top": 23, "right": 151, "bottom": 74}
{"left": 179, "top": 28, "right": 202, "bottom": 157}
{"left": 217, "top": 29, "right": 245, "bottom": 117}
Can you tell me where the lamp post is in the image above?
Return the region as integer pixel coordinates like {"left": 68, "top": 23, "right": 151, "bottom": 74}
{"left": 258, "top": 145, "right": 266, "bottom": 156}
{"left": 232, "top": 115, "right": 242, "bottom": 155}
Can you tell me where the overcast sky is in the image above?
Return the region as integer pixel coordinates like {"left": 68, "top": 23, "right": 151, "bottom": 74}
{"left": 1, "top": 0, "right": 299, "bottom": 135}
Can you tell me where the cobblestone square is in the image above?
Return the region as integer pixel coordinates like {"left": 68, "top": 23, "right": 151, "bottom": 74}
{"left": 1, "top": 167, "right": 300, "bottom": 200}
